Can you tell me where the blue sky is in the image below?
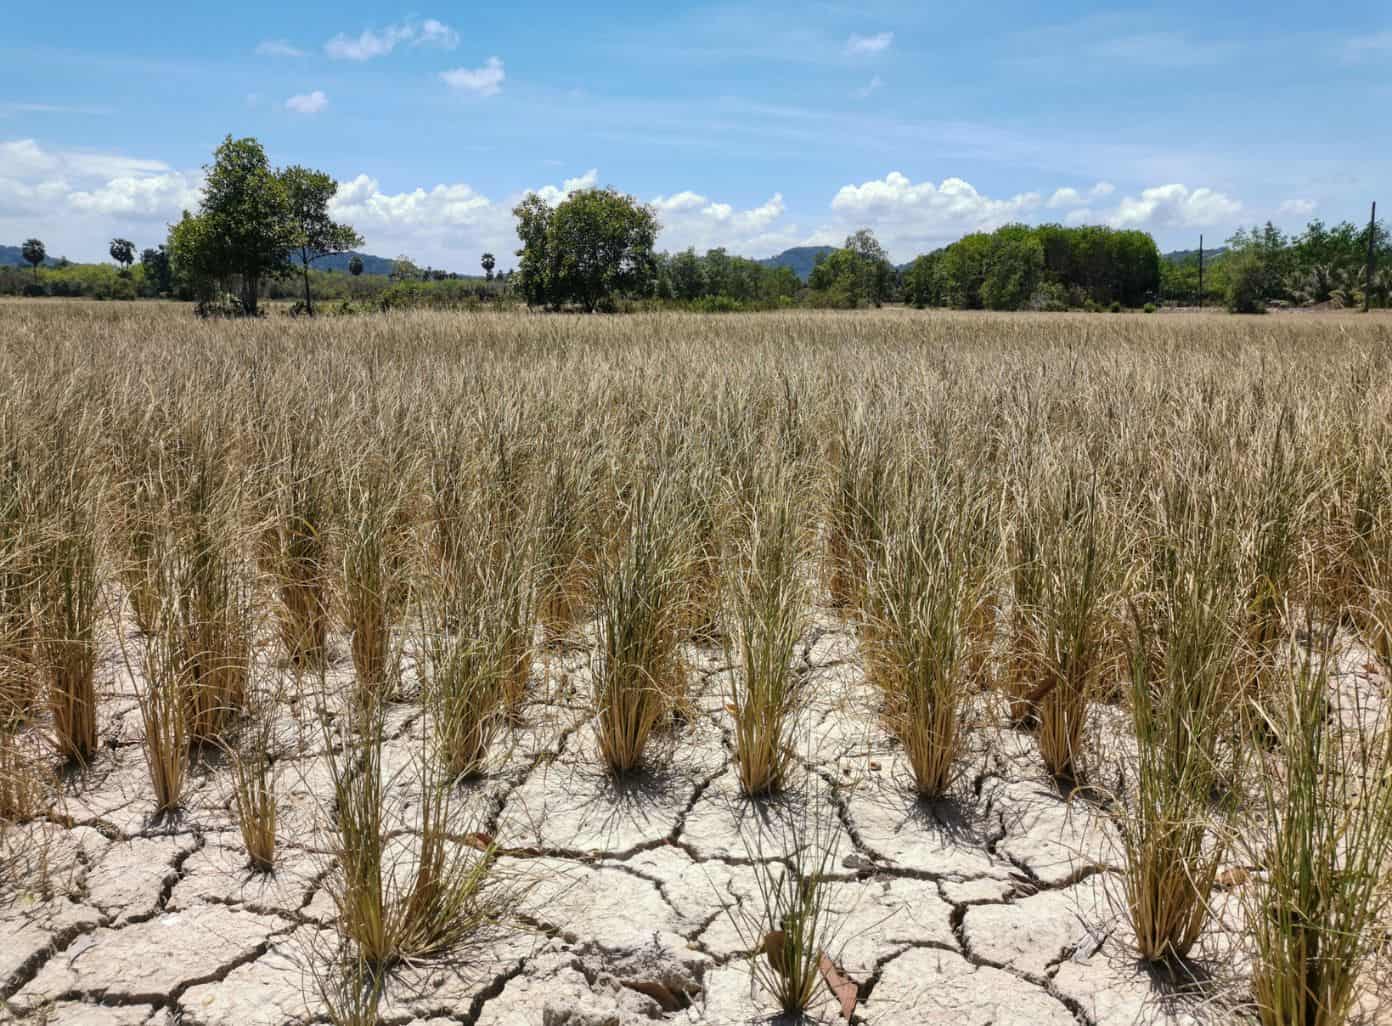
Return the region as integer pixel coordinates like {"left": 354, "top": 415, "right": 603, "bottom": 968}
{"left": 2, "top": 1, "right": 1389, "bottom": 268}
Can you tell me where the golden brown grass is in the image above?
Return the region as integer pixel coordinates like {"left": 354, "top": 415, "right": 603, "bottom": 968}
{"left": 4, "top": 303, "right": 1392, "bottom": 1022}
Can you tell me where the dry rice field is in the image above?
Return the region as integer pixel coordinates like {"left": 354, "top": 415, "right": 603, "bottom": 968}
{"left": 0, "top": 303, "right": 1390, "bottom": 1026}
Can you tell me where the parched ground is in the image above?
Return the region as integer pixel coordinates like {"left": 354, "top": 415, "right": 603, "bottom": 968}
{"left": 2, "top": 615, "right": 1386, "bottom": 1026}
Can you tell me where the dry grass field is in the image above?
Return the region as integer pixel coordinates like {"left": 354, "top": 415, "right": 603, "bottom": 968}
{"left": 0, "top": 302, "right": 1390, "bottom": 1026}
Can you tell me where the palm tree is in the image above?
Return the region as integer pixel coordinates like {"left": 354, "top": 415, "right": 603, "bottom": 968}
{"left": 481, "top": 253, "right": 496, "bottom": 281}
{"left": 21, "top": 239, "right": 45, "bottom": 282}
{"left": 109, "top": 238, "right": 136, "bottom": 275}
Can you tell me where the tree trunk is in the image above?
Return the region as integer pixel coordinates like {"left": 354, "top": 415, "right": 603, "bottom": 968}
{"left": 242, "top": 275, "right": 259, "bottom": 316}
{"left": 302, "top": 253, "right": 314, "bottom": 317}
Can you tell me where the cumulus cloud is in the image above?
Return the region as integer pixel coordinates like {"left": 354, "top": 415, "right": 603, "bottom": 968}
{"left": 1047, "top": 182, "right": 1115, "bottom": 208}
{"left": 440, "top": 57, "right": 506, "bottom": 96}
{"left": 285, "top": 91, "right": 329, "bottom": 114}
{"left": 325, "top": 168, "right": 603, "bottom": 267}
{"left": 325, "top": 18, "right": 459, "bottom": 60}
{"left": 1106, "top": 183, "right": 1241, "bottom": 230}
{"left": 0, "top": 137, "right": 203, "bottom": 258}
{"left": 846, "top": 32, "right": 893, "bottom": 55}
{"left": 1278, "top": 198, "right": 1317, "bottom": 218}
{"left": 256, "top": 39, "right": 305, "bottom": 57}
{"left": 649, "top": 190, "right": 794, "bottom": 255}
{"left": 824, "top": 172, "right": 1041, "bottom": 253}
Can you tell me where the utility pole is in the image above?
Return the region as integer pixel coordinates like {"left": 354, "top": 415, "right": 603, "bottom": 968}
{"left": 1198, "top": 234, "right": 1204, "bottom": 310}
{"left": 1366, "top": 201, "right": 1377, "bottom": 314}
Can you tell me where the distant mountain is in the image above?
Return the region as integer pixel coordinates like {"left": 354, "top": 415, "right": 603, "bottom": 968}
{"left": 0, "top": 244, "right": 60, "bottom": 268}
{"left": 1162, "top": 246, "right": 1228, "bottom": 264}
{"left": 313, "top": 251, "right": 397, "bottom": 275}
{"left": 759, "top": 245, "right": 835, "bottom": 282}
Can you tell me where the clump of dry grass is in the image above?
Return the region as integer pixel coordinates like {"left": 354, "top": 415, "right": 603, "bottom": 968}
{"left": 723, "top": 467, "right": 806, "bottom": 796}
{"left": 1011, "top": 468, "right": 1113, "bottom": 781}
{"left": 1240, "top": 622, "right": 1392, "bottom": 1026}
{"left": 263, "top": 426, "right": 333, "bottom": 670}
{"left": 322, "top": 695, "right": 501, "bottom": 972}
{"left": 336, "top": 456, "right": 412, "bottom": 705}
{"left": 863, "top": 470, "right": 978, "bottom": 798}
{"left": 592, "top": 480, "right": 688, "bottom": 775}
{"left": 0, "top": 729, "right": 51, "bottom": 824}
{"left": 228, "top": 691, "right": 278, "bottom": 872}
{"left": 134, "top": 615, "right": 191, "bottom": 815}
{"left": 723, "top": 778, "right": 844, "bottom": 1017}
{"left": 33, "top": 462, "right": 102, "bottom": 766}
{"left": 824, "top": 411, "right": 894, "bottom": 614}
{"left": 1118, "top": 477, "right": 1241, "bottom": 962}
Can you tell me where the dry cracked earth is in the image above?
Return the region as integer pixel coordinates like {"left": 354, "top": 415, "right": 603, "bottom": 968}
{"left": 2, "top": 618, "right": 1387, "bottom": 1026}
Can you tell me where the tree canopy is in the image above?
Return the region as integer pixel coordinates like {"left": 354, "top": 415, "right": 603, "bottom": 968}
{"left": 513, "top": 187, "right": 658, "bottom": 311}
{"left": 167, "top": 136, "right": 358, "bottom": 316}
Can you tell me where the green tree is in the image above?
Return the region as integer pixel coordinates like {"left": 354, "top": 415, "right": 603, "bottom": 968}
{"left": 139, "top": 245, "right": 172, "bottom": 296}
{"left": 669, "top": 248, "right": 704, "bottom": 301}
{"left": 843, "top": 229, "right": 893, "bottom": 306}
{"left": 280, "top": 165, "right": 361, "bottom": 316}
{"left": 903, "top": 252, "right": 942, "bottom": 308}
{"left": 513, "top": 187, "right": 658, "bottom": 311}
{"left": 390, "top": 255, "right": 422, "bottom": 282}
{"left": 348, "top": 255, "right": 364, "bottom": 277}
{"left": 109, "top": 238, "right": 136, "bottom": 276}
{"left": 167, "top": 136, "right": 295, "bottom": 315}
{"left": 1225, "top": 248, "right": 1266, "bottom": 314}
{"left": 481, "top": 252, "right": 496, "bottom": 280}
{"left": 981, "top": 226, "right": 1044, "bottom": 310}
{"left": 21, "top": 238, "right": 45, "bottom": 281}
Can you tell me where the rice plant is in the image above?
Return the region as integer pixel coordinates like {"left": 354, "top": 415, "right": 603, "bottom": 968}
{"left": 264, "top": 426, "right": 333, "bottom": 670}
{"left": 723, "top": 469, "right": 806, "bottom": 796}
{"left": 322, "top": 694, "right": 501, "bottom": 971}
{"left": 227, "top": 694, "right": 278, "bottom": 872}
{"left": 1015, "top": 469, "right": 1112, "bottom": 782}
{"left": 592, "top": 480, "right": 688, "bottom": 775}
{"left": 336, "top": 457, "right": 411, "bottom": 704}
{"left": 1118, "top": 479, "right": 1241, "bottom": 961}
{"left": 722, "top": 778, "right": 844, "bottom": 1017}
{"left": 862, "top": 472, "right": 974, "bottom": 799}
{"left": 33, "top": 464, "right": 101, "bottom": 765}
{"left": 1241, "top": 624, "right": 1392, "bottom": 1026}
{"left": 134, "top": 615, "right": 191, "bottom": 815}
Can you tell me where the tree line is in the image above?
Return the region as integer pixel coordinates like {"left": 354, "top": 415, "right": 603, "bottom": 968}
{"left": 10, "top": 133, "right": 1383, "bottom": 315}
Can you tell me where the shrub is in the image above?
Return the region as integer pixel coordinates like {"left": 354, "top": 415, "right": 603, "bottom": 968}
{"left": 1143, "top": 302, "right": 1156, "bottom": 314}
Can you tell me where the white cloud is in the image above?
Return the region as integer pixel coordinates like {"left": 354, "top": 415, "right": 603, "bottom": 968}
{"left": 1047, "top": 182, "right": 1114, "bottom": 208}
{"left": 650, "top": 190, "right": 794, "bottom": 255}
{"left": 1278, "top": 198, "right": 1317, "bottom": 219}
{"left": 825, "top": 172, "right": 1041, "bottom": 253}
{"left": 846, "top": 32, "right": 893, "bottom": 56}
{"left": 1047, "top": 187, "right": 1084, "bottom": 208}
{"left": 853, "top": 75, "right": 883, "bottom": 99}
{"left": 325, "top": 18, "right": 459, "bottom": 60}
{"left": 1105, "top": 184, "right": 1241, "bottom": 230}
{"left": 256, "top": 39, "right": 305, "bottom": 57}
{"left": 0, "top": 138, "right": 204, "bottom": 259}
{"left": 532, "top": 169, "right": 598, "bottom": 206}
{"left": 67, "top": 171, "right": 202, "bottom": 216}
{"left": 440, "top": 57, "right": 506, "bottom": 97}
{"left": 285, "top": 90, "right": 329, "bottom": 114}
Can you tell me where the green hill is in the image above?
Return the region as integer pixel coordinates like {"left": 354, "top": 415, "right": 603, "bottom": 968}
{"left": 758, "top": 246, "right": 834, "bottom": 282}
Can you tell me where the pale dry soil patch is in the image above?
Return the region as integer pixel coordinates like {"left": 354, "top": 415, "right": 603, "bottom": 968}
{"left": 7, "top": 615, "right": 1381, "bottom": 1026}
